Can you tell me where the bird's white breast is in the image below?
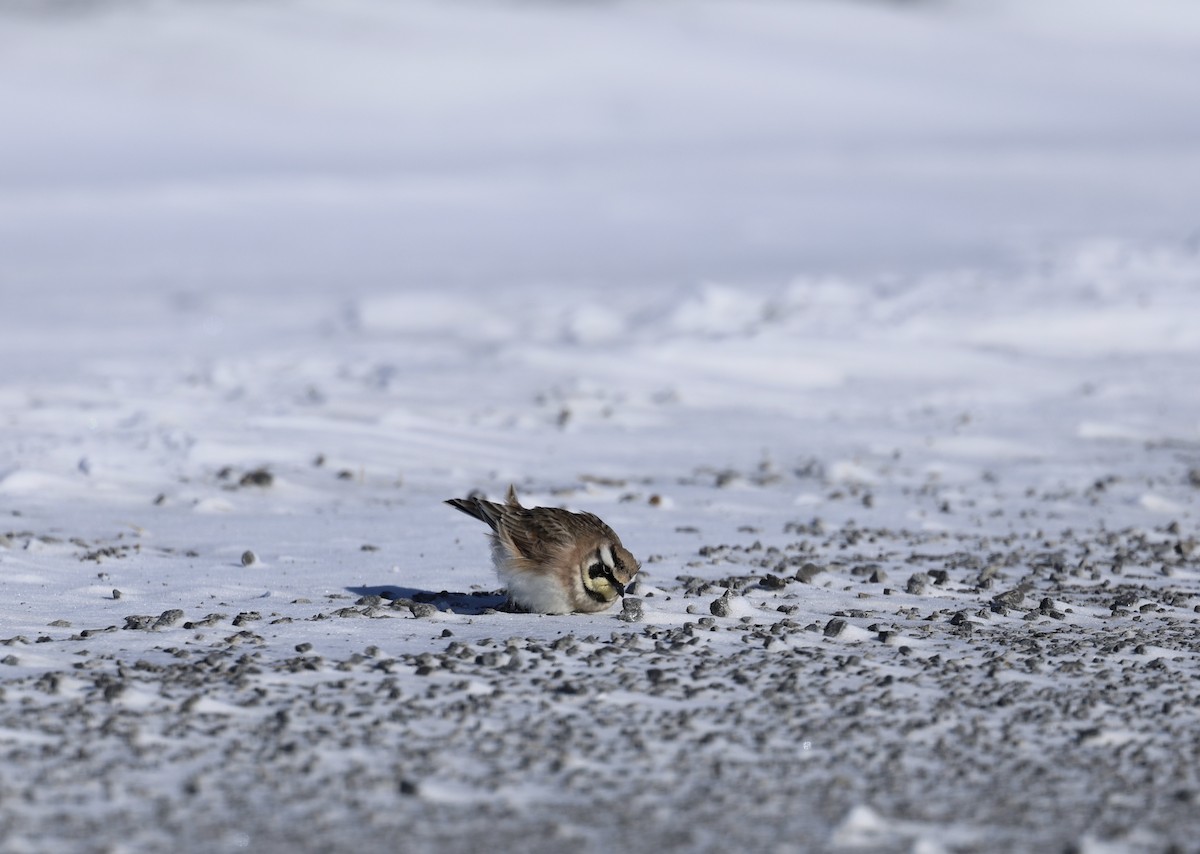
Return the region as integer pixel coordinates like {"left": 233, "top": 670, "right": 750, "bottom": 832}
{"left": 497, "top": 562, "right": 574, "bottom": 614}
{"left": 491, "top": 541, "right": 574, "bottom": 614}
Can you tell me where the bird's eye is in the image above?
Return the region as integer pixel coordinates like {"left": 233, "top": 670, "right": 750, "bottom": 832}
{"left": 588, "top": 564, "right": 605, "bottom": 579}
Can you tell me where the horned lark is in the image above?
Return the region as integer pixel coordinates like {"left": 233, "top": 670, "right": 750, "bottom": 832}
{"left": 445, "top": 486, "right": 639, "bottom": 614}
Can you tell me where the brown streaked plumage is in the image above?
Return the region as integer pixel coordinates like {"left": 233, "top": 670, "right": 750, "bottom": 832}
{"left": 445, "top": 485, "right": 640, "bottom": 614}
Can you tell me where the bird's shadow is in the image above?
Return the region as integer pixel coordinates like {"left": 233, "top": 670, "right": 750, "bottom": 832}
{"left": 346, "top": 585, "right": 508, "bottom": 616}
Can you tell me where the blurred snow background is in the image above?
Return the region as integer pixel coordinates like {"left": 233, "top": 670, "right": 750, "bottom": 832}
{"left": 3, "top": 0, "right": 1199, "bottom": 302}
{"left": 2, "top": 0, "right": 1199, "bottom": 518}
{"left": 1, "top": 0, "right": 1198, "bottom": 494}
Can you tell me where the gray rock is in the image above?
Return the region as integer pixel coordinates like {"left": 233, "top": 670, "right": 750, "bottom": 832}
{"left": 794, "top": 563, "right": 825, "bottom": 584}
{"left": 1110, "top": 591, "right": 1138, "bottom": 609}
{"left": 619, "top": 597, "right": 644, "bottom": 622}
{"left": 154, "top": 609, "right": 185, "bottom": 629}
{"left": 993, "top": 588, "right": 1026, "bottom": 609}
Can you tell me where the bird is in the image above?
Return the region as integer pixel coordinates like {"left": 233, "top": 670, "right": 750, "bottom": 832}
{"left": 445, "top": 486, "right": 640, "bottom": 614}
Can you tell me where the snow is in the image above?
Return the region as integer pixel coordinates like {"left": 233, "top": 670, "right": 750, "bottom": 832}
{"left": 2, "top": 0, "right": 1200, "bottom": 852}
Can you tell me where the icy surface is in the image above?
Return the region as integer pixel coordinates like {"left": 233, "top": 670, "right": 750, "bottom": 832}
{"left": 2, "top": 1, "right": 1200, "bottom": 853}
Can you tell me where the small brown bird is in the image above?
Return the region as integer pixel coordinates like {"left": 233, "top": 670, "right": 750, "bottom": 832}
{"left": 445, "top": 486, "right": 640, "bottom": 614}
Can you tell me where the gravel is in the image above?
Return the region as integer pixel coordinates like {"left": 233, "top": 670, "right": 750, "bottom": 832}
{"left": 2, "top": 514, "right": 1198, "bottom": 854}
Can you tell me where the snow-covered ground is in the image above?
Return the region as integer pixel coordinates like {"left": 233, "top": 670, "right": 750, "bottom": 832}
{"left": 2, "top": 1, "right": 1199, "bottom": 852}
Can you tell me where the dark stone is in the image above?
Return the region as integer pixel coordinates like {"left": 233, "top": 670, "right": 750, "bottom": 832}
{"left": 239, "top": 468, "right": 273, "bottom": 488}
{"left": 824, "top": 618, "right": 847, "bottom": 638}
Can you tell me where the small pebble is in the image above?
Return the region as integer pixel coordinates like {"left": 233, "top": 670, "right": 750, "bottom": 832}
{"left": 794, "top": 563, "right": 825, "bottom": 584}
{"left": 239, "top": 468, "right": 273, "bottom": 488}
{"left": 241, "top": 551, "right": 257, "bottom": 566}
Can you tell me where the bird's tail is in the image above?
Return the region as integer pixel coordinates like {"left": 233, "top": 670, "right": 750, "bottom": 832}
{"left": 445, "top": 486, "right": 521, "bottom": 531}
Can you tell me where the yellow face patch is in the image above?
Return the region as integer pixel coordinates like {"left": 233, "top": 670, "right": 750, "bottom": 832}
{"left": 582, "top": 569, "right": 617, "bottom": 600}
